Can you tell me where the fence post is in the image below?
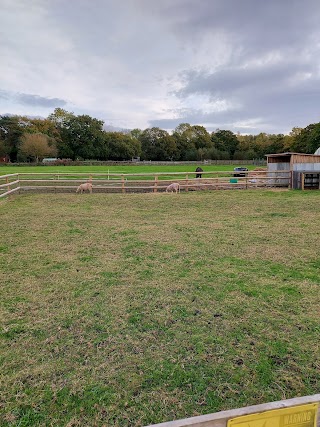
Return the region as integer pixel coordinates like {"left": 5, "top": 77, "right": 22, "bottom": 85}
{"left": 185, "top": 174, "right": 189, "bottom": 192}
{"left": 6, "top": 176, "right": 11, "bottom": 199}
{"left": 301, "top": 173, "right": 305, "bottom": 191}
{"left": 121, "top": 175, "right": 125, "bottom": 193}
{"left": 154, "top": 175, "right": 158, "bottom": 193}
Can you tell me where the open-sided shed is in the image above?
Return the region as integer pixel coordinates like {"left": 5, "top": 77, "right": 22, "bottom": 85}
{"left": 266, "top": 152, "right": 320, "bottom": 189}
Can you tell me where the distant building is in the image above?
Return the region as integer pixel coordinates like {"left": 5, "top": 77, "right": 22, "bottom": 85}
{"left": 0, "top": 155, "right": 10, "bottom": 163}
{"left": 42, "top": 158, "right": 58, "bottom": 163}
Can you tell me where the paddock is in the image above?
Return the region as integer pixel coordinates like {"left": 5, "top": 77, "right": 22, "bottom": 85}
{"left": 1, "top": 190, "right": 319, "bottom": 426}
{"left": 0, "top": 169, "right": 290, "bottom": 198}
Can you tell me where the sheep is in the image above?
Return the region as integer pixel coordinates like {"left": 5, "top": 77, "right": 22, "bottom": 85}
{"left": 76, "top": 182, "right": 93, "bottom": 194}
{"left": 166, "top": 182, "right": 180, "bottom": 193}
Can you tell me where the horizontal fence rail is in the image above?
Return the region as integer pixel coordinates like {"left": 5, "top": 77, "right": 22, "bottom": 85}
{"left": 145, "top": 394, "right": 320, "bottom": 427}
{"left": 0, "top": 170, "right": 294, "bottom": 197}
{"left": 0, "top": 174, "right": 20, "bottom": 199}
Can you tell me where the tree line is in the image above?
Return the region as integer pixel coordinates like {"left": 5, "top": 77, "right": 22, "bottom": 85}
{"left": 0, "top": 108, "right": 319, "bottom": 163}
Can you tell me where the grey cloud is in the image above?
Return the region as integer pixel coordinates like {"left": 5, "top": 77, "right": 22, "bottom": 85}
{"left": 0, "top": 90, "right": 67, "bottom": 108}
{"left": 184, "top": 66, "right": 318, "bottom": 106}
{"left": 166, "top": 50, "right": 320, "bottom": 133}
{"left": 17, "top": 93, "right": 67, "bottom": 107}
{"left": 139, "top": 0, "right": 320, "bottom": 133}
{"left": 141, "top": 0, "right": 320, "bottom": 54}
{"left": 3, "top": 0, "right": 320, "bottom": 134}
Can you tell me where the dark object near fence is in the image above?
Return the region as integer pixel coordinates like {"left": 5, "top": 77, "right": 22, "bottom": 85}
{"left": 233, "top": 167, "right": 248, "bottom": 177}
{"left": 196, "top": 167, "right": 203, "bottom": 178}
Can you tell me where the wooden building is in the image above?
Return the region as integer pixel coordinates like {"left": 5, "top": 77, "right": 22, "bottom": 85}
{"left": 266, "top": 152, "right": 320, "bottom": 189}
{"left": 0, "top": 155, "right": 10, "bottom": 163}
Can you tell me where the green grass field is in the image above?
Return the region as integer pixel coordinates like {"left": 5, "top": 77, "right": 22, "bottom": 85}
{"left": 0, "top": 190, "right": 319, "bottom": 426}
{"left": 0, "top": 164, "right": 256, "bottom": 176}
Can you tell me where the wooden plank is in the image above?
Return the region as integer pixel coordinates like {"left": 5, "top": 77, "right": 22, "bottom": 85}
{"left": 0, "top": 187, "right": 20, "bottom": 198}
{"left": 0, "top": 173, "right": 19, "bottom": 180}
{"left": 145, "top": 394, "right": 320, "bottom": 427}
{"left": 0, "top": 180, "right": 19, "bottom": 189}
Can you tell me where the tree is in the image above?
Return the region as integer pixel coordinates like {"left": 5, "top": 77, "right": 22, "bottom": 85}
{"left": 291, "top": 122, "right": 320, "bottom": 153}
{"left": 251, "top": 133, "right": 270, "bottom": 158}
{"left": 140, "top": 127, "right": 177, "bottom": 160}
{"left": 267, "top": 134, "right": 285, "bottom": 154}
{"left": 47, "top": 108, "right": 77, "bottom": 158}
{"left": 48, "top": 108, "right": 75, "bottom": 127}
{"left": 0, "top": 139, "right": 6, "bottom": 157}
{"left": 129, "top": 128, "right": 143, "bottom": 140}
{"left": 212, "top": 130, "right": 239, "bottom": 159}
{"left": 55, "top": 114, "right": 106, "bottom": 160}
{"left": 172, "top": 123, "right": 211, "bottom": 160}
{"left": 290, "top": 127, "right": 303, "bottom": 138}
{"left": 0, "top": 115, "right": 24, "bottom": 161}
{"left": 172, "top": 123, "right": 195, "bottom": 160}
{"left": 106, "top": 132, "right": 141, "bottom": 160}
{"left": 19, "top": 133, "right": 57, "bottom": 162}
{"left": 190, "top": 125, "right": 211, "bottom": 150}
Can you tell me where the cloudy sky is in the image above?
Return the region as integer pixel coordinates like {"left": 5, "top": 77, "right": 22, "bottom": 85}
{"left": 1, "top": 0, "right": 320, "bottom": 134}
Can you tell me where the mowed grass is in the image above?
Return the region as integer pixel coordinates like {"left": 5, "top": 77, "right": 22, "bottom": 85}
{"left": 0, "top": 164, "right": 255, "bottom": 176}
{"left": 0, "top": 190, "right": 319, "bottom": 426}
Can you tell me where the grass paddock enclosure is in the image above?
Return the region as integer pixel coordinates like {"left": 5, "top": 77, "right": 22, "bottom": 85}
{"left": 0, "top": 190, "right": 319, "bottom": 426}
{"left": 0, "top": 168, "right": 287, "bottom": 198}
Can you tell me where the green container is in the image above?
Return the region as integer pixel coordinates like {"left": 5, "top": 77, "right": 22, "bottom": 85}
{"left": 230, "top": 178, "right": 238, "bottom": 183}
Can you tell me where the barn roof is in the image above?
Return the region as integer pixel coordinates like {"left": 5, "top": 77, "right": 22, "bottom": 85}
{"left": 266, "top": 152, "right": 320, "bottom": 158}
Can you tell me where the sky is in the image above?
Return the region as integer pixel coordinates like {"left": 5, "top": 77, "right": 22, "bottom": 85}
{"left": 1, "top": 0, "right": 320, "bottom": 135}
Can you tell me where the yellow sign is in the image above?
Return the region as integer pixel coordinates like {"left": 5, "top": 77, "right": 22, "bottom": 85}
{"left": 228, "top": 403, "right": 318, "bottom": 427}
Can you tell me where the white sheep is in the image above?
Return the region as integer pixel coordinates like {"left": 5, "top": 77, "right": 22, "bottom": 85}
{"left": 76, "top": 182, "right": 93, "bottom": 194}
{"left": 166, "top": 182, "right": 180, "bottom": 193}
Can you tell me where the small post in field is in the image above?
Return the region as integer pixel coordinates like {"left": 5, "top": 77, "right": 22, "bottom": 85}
{"left": 185, "top": 174, "right": 189, "bottom": 192}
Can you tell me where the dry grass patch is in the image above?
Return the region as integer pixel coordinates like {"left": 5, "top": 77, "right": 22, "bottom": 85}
{"left": 0, "top": 190, "right": 319, "bottom": 426}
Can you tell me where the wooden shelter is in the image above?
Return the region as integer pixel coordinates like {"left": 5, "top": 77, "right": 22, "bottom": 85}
{"left": 266, "top": 152, "right": 320, "bottom": 189}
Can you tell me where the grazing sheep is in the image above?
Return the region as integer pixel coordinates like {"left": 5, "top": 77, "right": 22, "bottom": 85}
{"left": 166, "top": 182, "right": 180, "bottom": 193}
{"left": 76, "top": 182, "right": 93, "bottom": 194}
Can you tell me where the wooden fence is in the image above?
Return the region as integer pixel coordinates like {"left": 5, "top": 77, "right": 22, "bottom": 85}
{"left": 0, "top": 170, "right": 291, "bottom": 196}
{"left": 0, "top": 173, "right": 20, "bottom": 199}
{"left": 0, "top": 170, "right": 293, "bottom": 198}
{"left": 145, "top": 394, "right": 320, "bottom": 426}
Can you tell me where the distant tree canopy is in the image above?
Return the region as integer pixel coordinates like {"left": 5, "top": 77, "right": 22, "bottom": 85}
{"left": 1, "top": 109, "right": 319, "bottom": 162}
{"left": 290, "top": 123, "right": 320, "bottom": 154}
{"left": 19, "top": 133, "right": 57, "bottom": 162}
